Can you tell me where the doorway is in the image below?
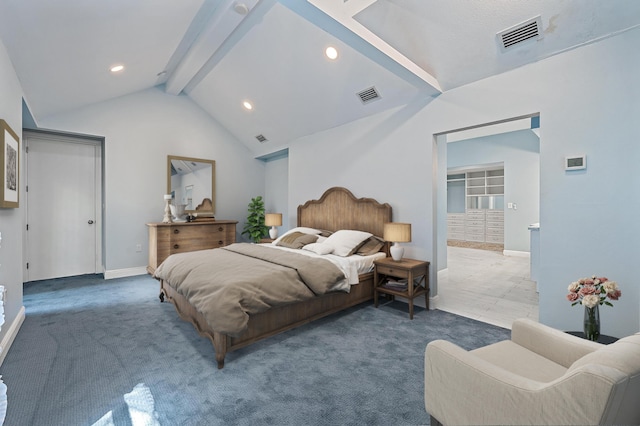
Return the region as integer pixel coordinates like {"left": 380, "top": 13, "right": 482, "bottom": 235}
{"left": 434, "top": 115, "right": 540, "bottom": 328}
{"left": 24, "top": 131, "right": 103, "bottom": 281}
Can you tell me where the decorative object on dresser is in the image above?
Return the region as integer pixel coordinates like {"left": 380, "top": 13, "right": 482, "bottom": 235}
{"left": 170, "top": 202, "right": 187, "bottom": 222}
{"left": 241, "top": 196, "right": 268, "bottom": 243}
{"left": 383, "top": 222, "right": 411, "bottom": 261}
{"left": 162, "top": 194, "right": 173, "bottom": 223}
{"left": 374, "top": 257, "right": 429, "bottom": 319}
{"left": 146, "top": 220, "right": 237, "bottom": 274}
{"left": 154, "top": 187, "right": 391, "bottom": 368}
{"left": 0, "top": 119, "right": 20, "bottom": 208}
{"left": 265, "top": 213, "right": 283, "bottom": 239}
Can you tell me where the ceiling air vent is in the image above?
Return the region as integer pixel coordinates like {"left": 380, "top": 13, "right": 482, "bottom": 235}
{"left": 356, "top": 86, "right": 381, "bottom": 104}
{"left": 497, "top": 16, "right": 542, "bottom": 51}
{"left": 255, "top": 134, "right": 268, "bottom": 143}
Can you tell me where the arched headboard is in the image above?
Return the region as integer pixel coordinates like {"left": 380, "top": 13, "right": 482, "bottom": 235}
{"left": 297, "top": 187, "right": 392, "bottom": 238}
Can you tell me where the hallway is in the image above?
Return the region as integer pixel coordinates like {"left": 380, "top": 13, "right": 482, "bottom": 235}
{"left": 436, "top": 246, "right": 539, "bottom": 329}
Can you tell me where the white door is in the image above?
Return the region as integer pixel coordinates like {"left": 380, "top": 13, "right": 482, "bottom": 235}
{"left": 25, "top": 135, "right": 102, "bottom": 281}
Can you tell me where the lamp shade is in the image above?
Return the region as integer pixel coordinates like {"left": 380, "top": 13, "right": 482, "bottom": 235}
{"left": 383, "top": 222, "right": 411, "bottom": 243}
{"left": 265, "top": 213, "right": 283, "bottom": 227}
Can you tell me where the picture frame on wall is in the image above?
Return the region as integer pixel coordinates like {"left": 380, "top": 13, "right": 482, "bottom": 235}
{"left": 0, "top": 119, "right": 20, "bottom": 208}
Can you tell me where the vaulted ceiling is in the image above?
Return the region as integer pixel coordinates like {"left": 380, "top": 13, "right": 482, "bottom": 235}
{"left": 1, "top": 0, "right": 639, "bottom": 155}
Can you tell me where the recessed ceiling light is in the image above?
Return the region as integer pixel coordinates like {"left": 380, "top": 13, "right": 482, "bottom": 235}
{"left": 325, "top": 46, "right": 338, "bottom": 60}
{"left": 243, "top": 101, "right": 253, "bottom": 110}
{"left": 110, "top": 65, "right": 124, "bottom": 73}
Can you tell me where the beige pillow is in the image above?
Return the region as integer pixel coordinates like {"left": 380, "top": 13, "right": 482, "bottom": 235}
{"left": 276, "top": 232, "right": 319, "bottom": 249}
{"left": 356, "top": 236, "right": 385, "bottom": 256}
{"left": 323, "top": 230, "right": 372, "bottom": 256}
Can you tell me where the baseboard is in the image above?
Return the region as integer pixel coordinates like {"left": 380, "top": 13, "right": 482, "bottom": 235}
{"left": 104, "top": 267, "right": 148, "bottom": 280}
{"left": 429, "top": 295, "right": 440, "bottom": 310}
{"left": 503, "top": 250, "right": 530, "bottom": 258}
{"left": 0, "top": 306, "right": 25, "bottom": 366}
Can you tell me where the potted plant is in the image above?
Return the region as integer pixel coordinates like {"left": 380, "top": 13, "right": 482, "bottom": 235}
{"left": 242, "top": 196, "right": 268, "bottom": 243}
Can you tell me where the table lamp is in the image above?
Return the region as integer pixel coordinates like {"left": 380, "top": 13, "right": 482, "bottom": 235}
{"left": 384, "top": 222, "right": 411, "bottom": 261}
{"left": 265, "top": 213, "right": 283, "bottom": 239}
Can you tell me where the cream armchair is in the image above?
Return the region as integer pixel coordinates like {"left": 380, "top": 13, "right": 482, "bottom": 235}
{"left": 424, "top": 318, "right": 640, "bottom": 425}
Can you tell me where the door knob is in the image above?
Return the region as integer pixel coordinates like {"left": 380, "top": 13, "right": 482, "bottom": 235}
{"left": 88, "top": 220, "right": 94, "bottom": 224}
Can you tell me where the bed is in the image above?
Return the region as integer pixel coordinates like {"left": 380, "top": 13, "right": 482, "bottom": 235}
{"left": 154, "top": 187, "right": 392, "bottom": 368}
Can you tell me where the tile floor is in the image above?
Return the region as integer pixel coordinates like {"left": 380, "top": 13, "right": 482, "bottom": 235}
{"left": 434, "top": 246, "right": 539, "bottom": 329}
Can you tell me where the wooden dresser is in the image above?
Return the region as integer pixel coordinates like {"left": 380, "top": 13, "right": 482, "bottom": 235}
{"left": 146, "top": 220, "right": 237, "bottom": 274}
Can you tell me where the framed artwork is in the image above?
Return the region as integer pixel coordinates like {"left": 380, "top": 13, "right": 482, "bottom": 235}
{"left": 0, "top": 120, "right": 19, "bottom": 208}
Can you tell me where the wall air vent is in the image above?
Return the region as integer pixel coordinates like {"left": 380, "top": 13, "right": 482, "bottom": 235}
{"left": 255, "top": 134, "right": 268, "bottom": 143}
{"left": 356, "top": 86, "right": 381, "bottom": 104}
{"left": 497, "top": 16, "right": 543, "bottom": 51}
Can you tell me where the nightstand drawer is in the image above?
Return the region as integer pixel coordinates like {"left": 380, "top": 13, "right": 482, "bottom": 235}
{"left": 376, "top": 264, "right": 410, "bottom": 279}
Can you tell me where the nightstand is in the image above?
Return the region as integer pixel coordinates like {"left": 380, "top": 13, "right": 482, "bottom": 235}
{"left": 259, "top": 238, "right": 275, "bottom": 243}
{"left": 374, "top": 257, "right": 430, "bottom": 319}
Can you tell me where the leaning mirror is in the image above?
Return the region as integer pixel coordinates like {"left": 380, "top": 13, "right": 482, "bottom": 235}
{"left": 167, "top": 155, "right": 215, "bottom": 216}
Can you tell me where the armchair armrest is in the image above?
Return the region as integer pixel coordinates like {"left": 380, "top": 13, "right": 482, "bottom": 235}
{"left": 511, "top": 318, "right": 602, "bottom": 368}
{"left": 424, "top": 339, "right": 624, "bottom": 425}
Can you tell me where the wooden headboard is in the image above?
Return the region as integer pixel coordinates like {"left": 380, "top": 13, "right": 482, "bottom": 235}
{"left": 297, "top": 187, "right": 392, "bottom": 238}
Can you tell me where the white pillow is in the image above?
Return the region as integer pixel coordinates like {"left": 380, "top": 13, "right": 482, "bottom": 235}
{"left": 323, "top": 230, "right": 372, "bottom": 256}
{"left": 302, "top": 243, "right": 333, "bottom": 255}
{"left": 272, "top": 227, "right": 322, "bottom": 245}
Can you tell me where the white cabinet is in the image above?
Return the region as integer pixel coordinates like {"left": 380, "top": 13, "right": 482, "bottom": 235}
{"left": 447, "top": 168, "right": 505, "bottom": 244}
{"left": 447, "top": 213, "right": 466, "bottom": 240}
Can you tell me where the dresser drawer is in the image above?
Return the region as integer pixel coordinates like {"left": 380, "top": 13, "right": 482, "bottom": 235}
{"left": 485, "top": 227, "right": 504, "bottom": 236}
{"left": 447, "top": 225, "right": 465, "bottom": 234}
{"left": 485, "top": 234, "right": 504, "bottom": 243}
{"left": 465, "top": 233, "right": 486, "bottom": 242}
{"left": 168, "top": 224, "right": 230, "bottom": 251}
{"left": 466, "top": 209, "right": 485, "bottom": 220}
{"left": 486, "top": 210, "right": 504, "bottom": 220}
{"left": 465, "top": 225, "right": 485, "bottom": 235}
{"left": 448, "top": 232, "right": 465, "bottom": 240}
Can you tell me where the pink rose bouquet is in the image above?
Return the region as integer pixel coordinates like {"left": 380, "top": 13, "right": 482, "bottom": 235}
{"left": 566, "top": 276, "right": 621, "bottom": 308}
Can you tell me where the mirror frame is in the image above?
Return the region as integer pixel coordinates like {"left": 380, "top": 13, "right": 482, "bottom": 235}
{"left": 167, "top": 155, "right": 216, "bottom": 214}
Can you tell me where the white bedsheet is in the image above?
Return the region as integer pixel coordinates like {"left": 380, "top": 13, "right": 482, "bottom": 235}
{"left": 260, "top": 243, "right": 385, "bottom": 290}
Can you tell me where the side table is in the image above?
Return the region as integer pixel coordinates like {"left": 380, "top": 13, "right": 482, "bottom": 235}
{"left": 566, "top": 331, "right": 618, "bottom": 345}
{"left": 374, "top": 257, "right": 429, "bottom": 319}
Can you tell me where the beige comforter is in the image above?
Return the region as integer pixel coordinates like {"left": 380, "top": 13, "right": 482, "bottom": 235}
{"left": 153, "top": 243, "right": 346, "bottom": 336}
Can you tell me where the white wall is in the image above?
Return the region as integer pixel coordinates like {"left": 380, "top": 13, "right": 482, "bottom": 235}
{"left": 39, "top": 87, "right": 265, "bottom": 273}
{"left": 0, "top": 38, "right": 24, "bottom": 357}
{"left": 276, "top": 27, "right": 640, "bottom": 338}
{"left": 447, "top": 129, "right": 540, "bottom": 252}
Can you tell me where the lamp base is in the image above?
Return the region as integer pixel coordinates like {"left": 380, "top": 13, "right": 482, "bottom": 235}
{"left": 269, "top": 227, "right": 278, "bottom": 239}
{"left": 390, "top": 244, "right": 404, "bottom": 261}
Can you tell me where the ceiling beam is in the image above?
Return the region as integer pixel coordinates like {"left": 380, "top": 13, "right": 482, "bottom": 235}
{"left": 280, "top": 0, "right": 441, "bottom": 94}
{"left": 164, "top": 0, "right": 262, "bottom": 95}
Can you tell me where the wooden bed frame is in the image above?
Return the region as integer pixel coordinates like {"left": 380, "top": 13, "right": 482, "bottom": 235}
{"left": 159, "top": 187, "right": 392, "bottom": 368}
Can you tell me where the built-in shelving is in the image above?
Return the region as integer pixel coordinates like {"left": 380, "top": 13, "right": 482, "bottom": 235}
{"left": 447, "top": 168, "right": 504, "bottom": 244}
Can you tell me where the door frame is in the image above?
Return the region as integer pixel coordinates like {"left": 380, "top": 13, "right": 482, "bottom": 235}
{"left": 23, "top": 129, "right": 105, "bottom": 279}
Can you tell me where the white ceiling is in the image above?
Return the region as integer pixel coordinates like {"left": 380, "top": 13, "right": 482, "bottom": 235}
{"left": 1, "top": 0, "right": 639, "bottom": 155}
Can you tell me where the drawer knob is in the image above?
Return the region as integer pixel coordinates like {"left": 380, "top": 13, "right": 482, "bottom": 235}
{"left": 173, "top": 229, "right": 180, "bottom": 234}
{"left": 218, "top": 240, "right": 224, "bottom": 245}
{"left": 173, "top": 244, "right": 179, "bottom": 249}
{"left": 218, "top": 227, "right": 224, "bottom": 232}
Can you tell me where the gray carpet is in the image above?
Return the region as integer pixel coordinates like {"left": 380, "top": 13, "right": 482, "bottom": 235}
{"left": 0, "top": 274, "right": 510, "bottom": 425}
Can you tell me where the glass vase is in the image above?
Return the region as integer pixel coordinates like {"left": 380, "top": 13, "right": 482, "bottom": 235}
{"left": 583, "top": 304, "right": 600, "bottom": 342}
